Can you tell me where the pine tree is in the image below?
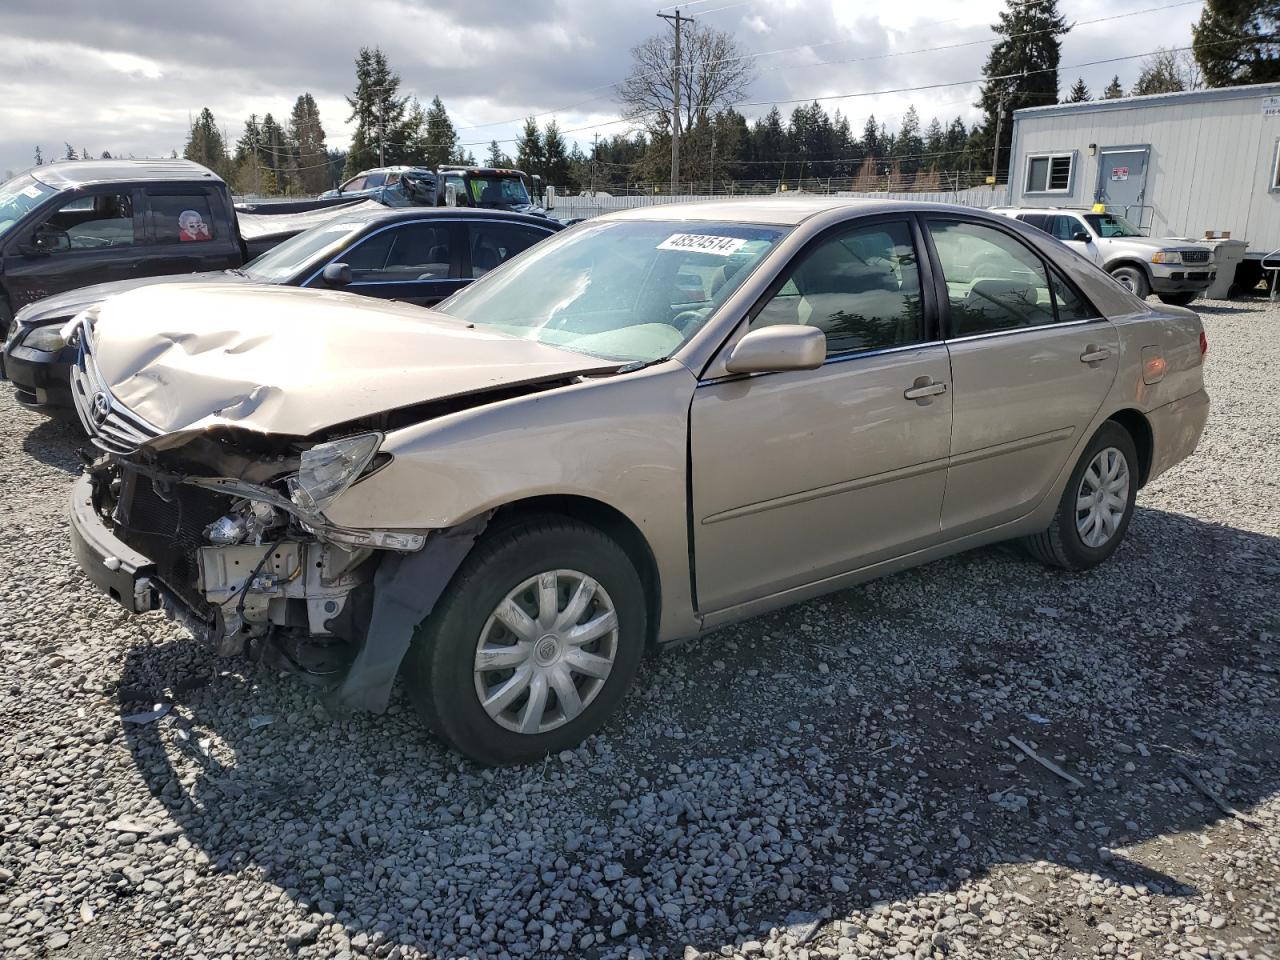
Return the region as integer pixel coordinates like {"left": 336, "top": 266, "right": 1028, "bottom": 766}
{"left": 976, "top": 0, "right": 1069, "bottom": 179}
{"left": 894, "top": 105, "right": 924, "bottom": 178}
{"left": 751, "top": 107, "right": 787, "bottom": 182}
{"left": 288, "top": 94, "right": 328, "bottom": 194}
{"left": 419, "top": 96, "right": 460, "bottom": 168}
{"left": 33, "top": 146, "right": 43, "bottom": 166}
{"left": 1066, "top": 77, "right": 1091, "bottom": 102}
{"left": 183, "top": 107, "right": 230, "bottom": 177}
{"left": 486, "top": 140, "right": 512, "bottom": 167}
{"left": 259, "top": 113, "right": 296, "bottom": 194}
{"left": 64, "top": 143, "right": 77, "bottom": 161}
{"left": 232, "top": 115, "right": 263, "bottom": 195}
{"left": 100, "top": 151, "right": 112, "bottom": 160}
{"left": 861, "top": 115, "right": 880, "bottom": 159}
{"left": 542, "top": 121, "right": 570, "bottom": 187}
{"left": 515, "top": 118, "right": 545, "bottom": 177}
{"left": 1103, "top": 75, "right": 1124, "bottom": 99}
{"left": 1193, "top": 0, "right": 1280, "bottom": 86}
{"left": 345, "top": 47, "right": 409, "bottom": 174}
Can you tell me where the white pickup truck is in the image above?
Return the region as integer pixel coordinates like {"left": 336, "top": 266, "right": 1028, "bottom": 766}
{"left": 997, "top": 207, "right": 1216, "bottom": 306}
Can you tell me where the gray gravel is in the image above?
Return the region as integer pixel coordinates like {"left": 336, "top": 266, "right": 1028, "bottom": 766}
{"left": 1, "top": 296, "right": 1277, "bottom": 960}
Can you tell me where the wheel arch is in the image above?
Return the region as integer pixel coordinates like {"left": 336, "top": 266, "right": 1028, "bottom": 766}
{"left": 1105, "top": 257, "right": 1154, "bottom": 282}
{"left": 489, "top": 494, "right": 663, "bottom": 646}
{"left": 1106, "top": 408, "right": 1154, "bottom": 488}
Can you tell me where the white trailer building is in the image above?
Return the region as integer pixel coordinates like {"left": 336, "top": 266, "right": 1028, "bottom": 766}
{"left": 1007, "top": 81, "right": 1280, "bottom": 288}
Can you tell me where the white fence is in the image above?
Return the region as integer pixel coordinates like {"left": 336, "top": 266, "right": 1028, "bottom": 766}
{"left": 550, "top": 186, "right": 1010, "bottom": 221}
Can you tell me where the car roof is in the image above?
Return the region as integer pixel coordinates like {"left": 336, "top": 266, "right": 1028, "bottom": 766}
{"left": 595, "top": 197, "right": 1029, "bottom": 227}
{"left": 335, "top": 206, "right": 561, "bottom": 228}
{"left": 30, "top": 159, "right": 222, "bottom": 190}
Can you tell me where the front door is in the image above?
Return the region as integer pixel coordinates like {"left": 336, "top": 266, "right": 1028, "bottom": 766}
{"left": 315, "top": 219, "right": 466, "bottom": 306}
{"left": 1095, "top": 146, "right": 1151, "bottom": 231}
{"left": 690, "top": 217, "right": 953, "bottom": 612}
{"left": 923, "top": 216, "right": 1119, "bottom": 535}
{"left": 2, "top": 187, "right": 143, "bottom": 309}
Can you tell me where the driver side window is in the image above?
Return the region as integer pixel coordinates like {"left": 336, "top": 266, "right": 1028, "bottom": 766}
{"left": 33, "top": 192, "right": 135, "bottom": 252}
{"left": 752, "top": 220, "right": 925, "bottom": 357}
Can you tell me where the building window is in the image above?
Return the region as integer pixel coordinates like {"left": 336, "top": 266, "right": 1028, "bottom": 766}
{"left": 1025, "top": 153, "right": 1074, "bottom": 194}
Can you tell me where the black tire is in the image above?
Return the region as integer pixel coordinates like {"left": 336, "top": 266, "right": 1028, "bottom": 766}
{"left": 1110, "top": 265, "right": 1150, "bottom": 300}
{"left": 403, "top": 515, "right": 646, "bottom": 766}
{"left": 1024, "top": 421, "right": 1139, "bottom": 571}
{"left": 1157, "top": 291, "right": 1198, "bottom": 307}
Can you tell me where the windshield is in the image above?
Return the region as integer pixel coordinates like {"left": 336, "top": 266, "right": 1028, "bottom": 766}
{"left": 0, "top": 173, "right": 54, "bottom": 240}
{"left": 241, "top": 219, "right": 368, "bottom": 283}
{"left": 437, "top": 219, "right": 788, "bottom": 363}
{"left": 468, "top": 175, "right": 532, "bottom": 207}
{"left": 1084, "top": 213, "right": 1143, "bottom": 238}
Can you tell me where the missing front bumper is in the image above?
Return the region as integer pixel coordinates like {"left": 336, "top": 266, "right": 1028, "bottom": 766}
{"left": 69, "top": 474, "right": 158, "bottom": 614}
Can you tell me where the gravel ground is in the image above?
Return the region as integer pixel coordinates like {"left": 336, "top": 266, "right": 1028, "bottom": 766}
{"left": 1, "top": 296, "right": 1277, "bottom": 960}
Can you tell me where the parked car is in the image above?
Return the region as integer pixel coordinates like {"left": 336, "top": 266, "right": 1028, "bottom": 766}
{"left": 996, "top": 207, "right": 1216, "bottom": 306}
{"left": 0, "top": 159, "right": 317, "bottom": 340}
{"left": 67, "top": 198, "right": 1208, "bottom": 765}
{"left": 324, "top": 165, "right": 549, "bottom": 217}
{"left": 320, "top": 166, "right": 433, "bottom": 201}
{"left": 2, "top": 207, "right": 560, "bottom": 411}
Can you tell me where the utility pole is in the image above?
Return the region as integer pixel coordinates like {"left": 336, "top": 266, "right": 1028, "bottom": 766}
{"left": 708, "top": 128, "right": 716, "bottom": 196}
{"left": 991, "top": 93, "right": 1006, "bottom": 185}
{"left": 590, "top": 132, "right": 599, "bottom": 196}
{"left": 658, "top": 8, "right": 693, "bottom": 196}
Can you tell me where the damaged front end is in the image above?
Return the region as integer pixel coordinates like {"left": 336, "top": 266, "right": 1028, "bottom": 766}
{"left": 68, "top": 317, "right": 479, "bottom": 712}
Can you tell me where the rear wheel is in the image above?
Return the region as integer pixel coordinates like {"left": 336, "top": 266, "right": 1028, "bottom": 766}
{"left": 1110, "top": 265, "right": 1150, "bottom": 299}
{"left": 1157, "top": 291, "right": 1198, "bottom": 307}
{"left": 1024, "top": 422, "right": 1138, "bottom": 571}
{"left": 404, "top": 516, "right": 646, "bottom": 766}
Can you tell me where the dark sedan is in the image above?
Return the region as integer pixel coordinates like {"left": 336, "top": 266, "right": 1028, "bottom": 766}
{"left": 2, "top": 206, "right": 562, "bottom": 411}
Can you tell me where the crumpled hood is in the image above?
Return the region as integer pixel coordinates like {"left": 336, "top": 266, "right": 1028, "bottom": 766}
{"left": 15, "top": 271, "right": 241, "bottom": 326}
{"left": 89, "top": 283, "right": 610, "bottom": 437}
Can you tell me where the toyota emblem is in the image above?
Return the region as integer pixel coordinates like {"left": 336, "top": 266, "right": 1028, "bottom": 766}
{"left": 90, "top": 391, "right": 111, "bottom": 425}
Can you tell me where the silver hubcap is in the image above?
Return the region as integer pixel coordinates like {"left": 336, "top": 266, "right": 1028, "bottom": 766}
{"left": 1116, "top": 273, "right": 1137, "bottom": 293}
{"left": 473, "top": 569, "right": 619, "bottom": 735}
{"left": 1075, "top": 447, "right": 1130, "bottom": 548}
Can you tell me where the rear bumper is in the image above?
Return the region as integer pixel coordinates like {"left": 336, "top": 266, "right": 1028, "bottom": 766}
{"left": 69, "top": 474, "right": 157, "bottom": 614}
{"left": 1147, "top": 388, "right": 1210, "bottom": 484}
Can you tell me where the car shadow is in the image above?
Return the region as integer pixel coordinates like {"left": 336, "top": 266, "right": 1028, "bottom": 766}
{"left": 20, "top": 410, "right": 84, "bottom": 474}
{"left": 115, "top": 505, "right": 1279, "bottom": 956}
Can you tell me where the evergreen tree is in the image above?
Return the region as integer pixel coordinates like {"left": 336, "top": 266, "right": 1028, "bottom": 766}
{"left": 33, "top": 146, "right": 43, "bottom": 166}
{"left": 1066, "top": 77, "right": 1091, "bottom": 102}
{"left": 419, "top": 96, "right": 460, "bottom": 167}
{"left": 1103, "top": 75, "right": 1125, "bottom": 99}
{"left": 975, "top": 0, "right": 1069, "bottom": 180}
{"left": 751, "top": 107, "right": 787, "bottom": 181}
{"left": 832, "top": 111, "right": 859, "bottom": 178}
{"left": 259, "top": 113, "right": 296, "bottom": 194}
{"left": 1194, "top": 0, "right": 1280, "bottom": 86}
{"left": 288, "top": 93, "right": 328, "bottom": 194}
{"left": 182, "top": 107, "right": 230, "bottom": 177}
{"left": 100, "top": 150, "right": 112, "bottom": 159}
{"left": 894, "top": 105, "right": 924, "bottom": 177}
{"left": 486, "top": 140, "right": 512, "bottom": 167}
{"left": 861, "top": 115, "right": 880, "bottom": 159}
{"left": 515, "top": 118, "right": 545, "bottom": 177}
{"left": 345, "top": 47, "right": 409, "bottom": 174}
{"left": 542, "top": 121, "right": 570, "bottom": 187}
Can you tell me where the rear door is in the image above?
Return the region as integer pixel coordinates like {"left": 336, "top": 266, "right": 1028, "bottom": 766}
{"left": 463, "top": 219, "right": 558, "bottom": 278}
{"left": 312, "top": 219, "right": 465, "bottom": 306}
{"left": 137, "top": 185, "right": 241, "bottom": 276}
{"left": 923, "top": 216, "right": 1119, "bottom": 535}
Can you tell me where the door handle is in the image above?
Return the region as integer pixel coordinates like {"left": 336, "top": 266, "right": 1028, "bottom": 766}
{"left": 904, "top": 377, "right": 948, "bottom": 403}
{"left": 1080, "top": 345, "right": 1111, "bottom": 364}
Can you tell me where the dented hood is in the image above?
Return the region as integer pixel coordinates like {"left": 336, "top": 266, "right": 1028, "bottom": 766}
{"left": 89, "top": 283, "right": 609, "bottom": 437}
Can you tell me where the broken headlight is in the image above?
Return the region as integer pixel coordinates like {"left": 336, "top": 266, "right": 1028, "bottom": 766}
{"left": 286, "top": 432, "right": 382, "bottom": 518}
{"left": 21, "top": 323, "right": 68, "bottom": 352}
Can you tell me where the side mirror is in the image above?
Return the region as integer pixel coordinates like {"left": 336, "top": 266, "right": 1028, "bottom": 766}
{"left": 1072, "top": 231, "right": 1091, "bottom": 243}
{"left": 322, "top": 263, "right": 352, "bottom": 287}
{"left": 724, "top": 325, "right": 826, "bottom": 375}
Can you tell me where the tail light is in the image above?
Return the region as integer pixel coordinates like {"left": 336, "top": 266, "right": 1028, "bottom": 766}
{"left": 1199, "top": 330, "right": 1208, "bottom": 357}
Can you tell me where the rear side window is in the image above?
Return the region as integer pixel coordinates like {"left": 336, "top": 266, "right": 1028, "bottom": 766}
{"left": 468, "top": 222, "right": 552, "bottom": 277}
{"left": 1018, "top": 213, "right": 1049, "bottom": 232}
{"left": 928, "top": 220, "right": 1097, "bottom": 336}
{"left": 149, "top": 194, "right": 215, "bottom": 244}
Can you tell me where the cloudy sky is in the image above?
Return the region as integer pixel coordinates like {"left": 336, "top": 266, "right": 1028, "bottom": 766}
{"left": 0, "top": 0, "right": 1204, "bottom": 178}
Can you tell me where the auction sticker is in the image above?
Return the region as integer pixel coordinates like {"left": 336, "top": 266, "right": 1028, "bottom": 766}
{"left": 657, "top": 233, "right": 748, "bottom": 255}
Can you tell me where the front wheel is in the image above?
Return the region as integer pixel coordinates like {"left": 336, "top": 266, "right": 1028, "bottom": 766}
{"left": 1024, "top": 422, "right": 1138, "bottom": 571}
{"left": 1157, "top": 291, "right": 1198, "bottom": 307}
{"left": 404, "top": 516, "right": 646, "bottom": 766}
{"left": 1110, "top": 265, "right": 1150, "bottom": 299}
